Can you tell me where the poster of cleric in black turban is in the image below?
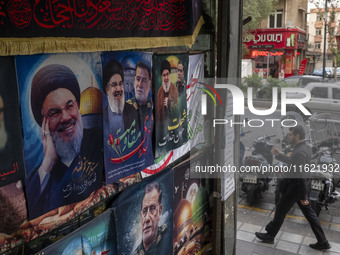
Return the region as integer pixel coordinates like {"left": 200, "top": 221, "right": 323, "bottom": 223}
{"left": 112, "top": 169, "right": 173, "bottom": 255}
{"left": 153, "top": 54, "right": 188, "bottom": 158}
{"left": 101, "top": 52, "right": 154, "bottom": 184}
{"left": 40, "top": 209, "right": 116, "bottom": 255}
{"left": 15, "top": 53, "right": 104, "bottom": 219}
{"left": 0, "top": 57, "right": 25, "bottom": 187}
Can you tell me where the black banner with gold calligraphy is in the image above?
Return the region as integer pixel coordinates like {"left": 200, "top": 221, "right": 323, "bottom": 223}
{"left": 0, "top": 0, "right": 200, "bottom": 38}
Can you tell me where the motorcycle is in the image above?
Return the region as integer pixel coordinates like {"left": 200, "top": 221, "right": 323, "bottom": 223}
{"left": 309, "top": 139, "right": 340, "bottom": 216}
{"left": 240, "top": 134, "right": 275, "bottom": 205}
{"left": 307, "top": 113, "right": 340, "bottom": 216}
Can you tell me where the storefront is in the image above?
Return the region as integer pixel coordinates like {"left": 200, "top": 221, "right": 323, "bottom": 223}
{"left": 243, "top": 28, "right": 307, "bottom": 79}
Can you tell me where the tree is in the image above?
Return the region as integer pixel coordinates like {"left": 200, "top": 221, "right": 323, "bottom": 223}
{"left": 310, "top": 0, "right": 340, "bottom": 80}
{"left": 242, "top": 0, "right": 279, "bottom": 53}
{"left": 243, "top": 0, "right": 279, "bottom": 30}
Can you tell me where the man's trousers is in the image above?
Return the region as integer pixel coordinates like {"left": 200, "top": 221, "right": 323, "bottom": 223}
{"left": 265, "top": 183, "right": 327, "bottom": 244}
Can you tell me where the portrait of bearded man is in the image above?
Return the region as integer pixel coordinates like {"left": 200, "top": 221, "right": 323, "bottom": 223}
{"left": 102, "top": 59, "right": 140, "bottom": 182}
{"left": 26, "top": 64, "right": 103, "bottom": 219}
{"left": 156, "top": 60, "right": 179, "bottom": 147}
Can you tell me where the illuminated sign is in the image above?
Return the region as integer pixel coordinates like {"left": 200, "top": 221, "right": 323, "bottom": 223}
{"left": 253, "top": 33, "right": 283, "bottom": 44}
{"left": 251, "top": 50, "right": 284, "bottom": 57}
{"left": 244, "top": 29, "right": 307, "bottom": 50}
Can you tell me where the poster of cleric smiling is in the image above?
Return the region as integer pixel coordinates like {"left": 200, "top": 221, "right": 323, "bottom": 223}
{"left": 112, "top": 169, "right": 173, "bottom": 255}
{"left": 101, "top": 52, "right": 154, "bottom": 184}
{"left": 154, "top": 54, "right": 188, "bottom": 158}
{"left": 15, "top": 53, "right": 104, "bottom": 219}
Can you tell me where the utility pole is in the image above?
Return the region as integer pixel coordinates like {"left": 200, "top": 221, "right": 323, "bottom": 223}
{"left": 267, "top": 52, "right": 270, "bottom": 79}
{"left": 322, "top": 0, "right": 328, "bottom": 80}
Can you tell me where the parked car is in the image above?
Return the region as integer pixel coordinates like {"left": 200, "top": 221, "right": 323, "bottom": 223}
{"left": 286, "top": 81, "right": 340, "bottom": 119}
{"left": 283, "top": 75, "right": 326, "bottom": 87}
{"left": 311, "top": 67, "right": 334, "bottom": 78}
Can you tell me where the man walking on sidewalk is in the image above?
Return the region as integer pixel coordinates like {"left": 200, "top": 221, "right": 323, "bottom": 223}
{"left": 255, "top": 125, "right": 331, "bottom": 251}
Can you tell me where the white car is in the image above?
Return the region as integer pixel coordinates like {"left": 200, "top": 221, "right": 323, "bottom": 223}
{"left": 286, "top": 82, "right": 340, "bottom": 119}
{"left": 283, "top": 75, "right": 326, "bottom": 87}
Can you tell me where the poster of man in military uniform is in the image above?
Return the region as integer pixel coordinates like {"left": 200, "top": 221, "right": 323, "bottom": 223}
{"left": 101, "top": 52, "right": 154, "bottom": 184}
{"left": 112, "top": 169, "right": 173, "bottom": 255}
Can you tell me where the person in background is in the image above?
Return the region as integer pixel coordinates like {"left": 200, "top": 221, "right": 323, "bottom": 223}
{"left": 255, "top": 125, "right": 331, "bottom": 251}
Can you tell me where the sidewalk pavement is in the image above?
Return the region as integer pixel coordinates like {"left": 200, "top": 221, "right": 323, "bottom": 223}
{"left": 236, "top": 199, "right": 340, "bottom": 255}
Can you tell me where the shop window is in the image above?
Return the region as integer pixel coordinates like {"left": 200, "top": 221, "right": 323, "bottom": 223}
{"left": 333, "top": 88, "right": 340, "bottom": 100}
{"left": 311, "top": 87, "right": 328, "bottom": 98}
{"left": 316, "top": 29, "right": 322, "bottom": 35}
{"left": 269, "top": 10, "right": 283, "bottom": 28}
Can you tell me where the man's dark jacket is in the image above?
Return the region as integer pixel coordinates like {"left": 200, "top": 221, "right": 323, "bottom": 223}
{"left": 276, "top": 141, "right": 312, "bottom": 200}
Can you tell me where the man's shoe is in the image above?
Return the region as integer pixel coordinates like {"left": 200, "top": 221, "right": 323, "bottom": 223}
{"left": 255, "top": 232, "right": 274, "bottom": 244}
{"left": 309, "top": 241, "right": 331, "bottom": 250}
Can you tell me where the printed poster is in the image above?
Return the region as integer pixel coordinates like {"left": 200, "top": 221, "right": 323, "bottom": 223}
{"left": 177, "top": 53, "right": 206, "bottom": 161}
{"left": 0, "top": 181, "right": 27, "bottom": 249}
{"left": 154, "top": 54, "right": 188, "bottom": 158}
{"left": 0, "top": 56, "right": 25, "bottom": 186}
{"left": 141, "top": 54, "right": 205, "bottom": 178}
{"left": 101, "top": 52, "right": 154, "bottom": 184}
{"left": 15, "top": 53, "right": 104, "bottom": 219}
{"left": 40, "top": 209, "right": 116, "bottom": 255}
{"left": 173, "top": 160, "right": 213, "bottom": 255}
{"left": 113, "top": 169, "right": 173, "bottom": 255}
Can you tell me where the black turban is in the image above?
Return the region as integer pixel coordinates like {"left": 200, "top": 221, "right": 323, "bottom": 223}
{"left": 103, "top": 60, "right": 124, "bottom": 94}
{"left": 30, "top": 64, "right": 80, "bottom": 126}
{"left": 160, "top": 60, "right": 171, "bottom": 75}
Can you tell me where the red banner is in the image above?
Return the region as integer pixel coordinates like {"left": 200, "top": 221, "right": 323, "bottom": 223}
{"left": 298, "top": 58, "right": 308, "bottom": 75}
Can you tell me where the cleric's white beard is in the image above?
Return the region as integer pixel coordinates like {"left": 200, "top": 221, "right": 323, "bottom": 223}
{"left": 108, "top": 94, "right": 125, "bottom": 114}
{"left": 162, "top": 80, "right": 170, "bottom": 93}
{"left": 0, "top": 121, "right": 7, "bottom": 150}
{"left": 52, "top": 112, "right": 83, "bottom": 164}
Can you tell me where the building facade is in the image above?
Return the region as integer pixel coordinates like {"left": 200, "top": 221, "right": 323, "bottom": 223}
{"left": 308, "top": 8, "right": 340, "bottom": 69}
{"left": 243, "top": 0, "right": 308, "bottom": 78}
{"left": 337, "top": 27, "right": 340, "bottom": 49}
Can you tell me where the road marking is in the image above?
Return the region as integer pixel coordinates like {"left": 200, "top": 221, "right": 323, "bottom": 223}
{"left": 238, "top": 204, "right": 269, "bottom": 213}
{"left": 238, "top": 204, "right": 340, "bottom": 228}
